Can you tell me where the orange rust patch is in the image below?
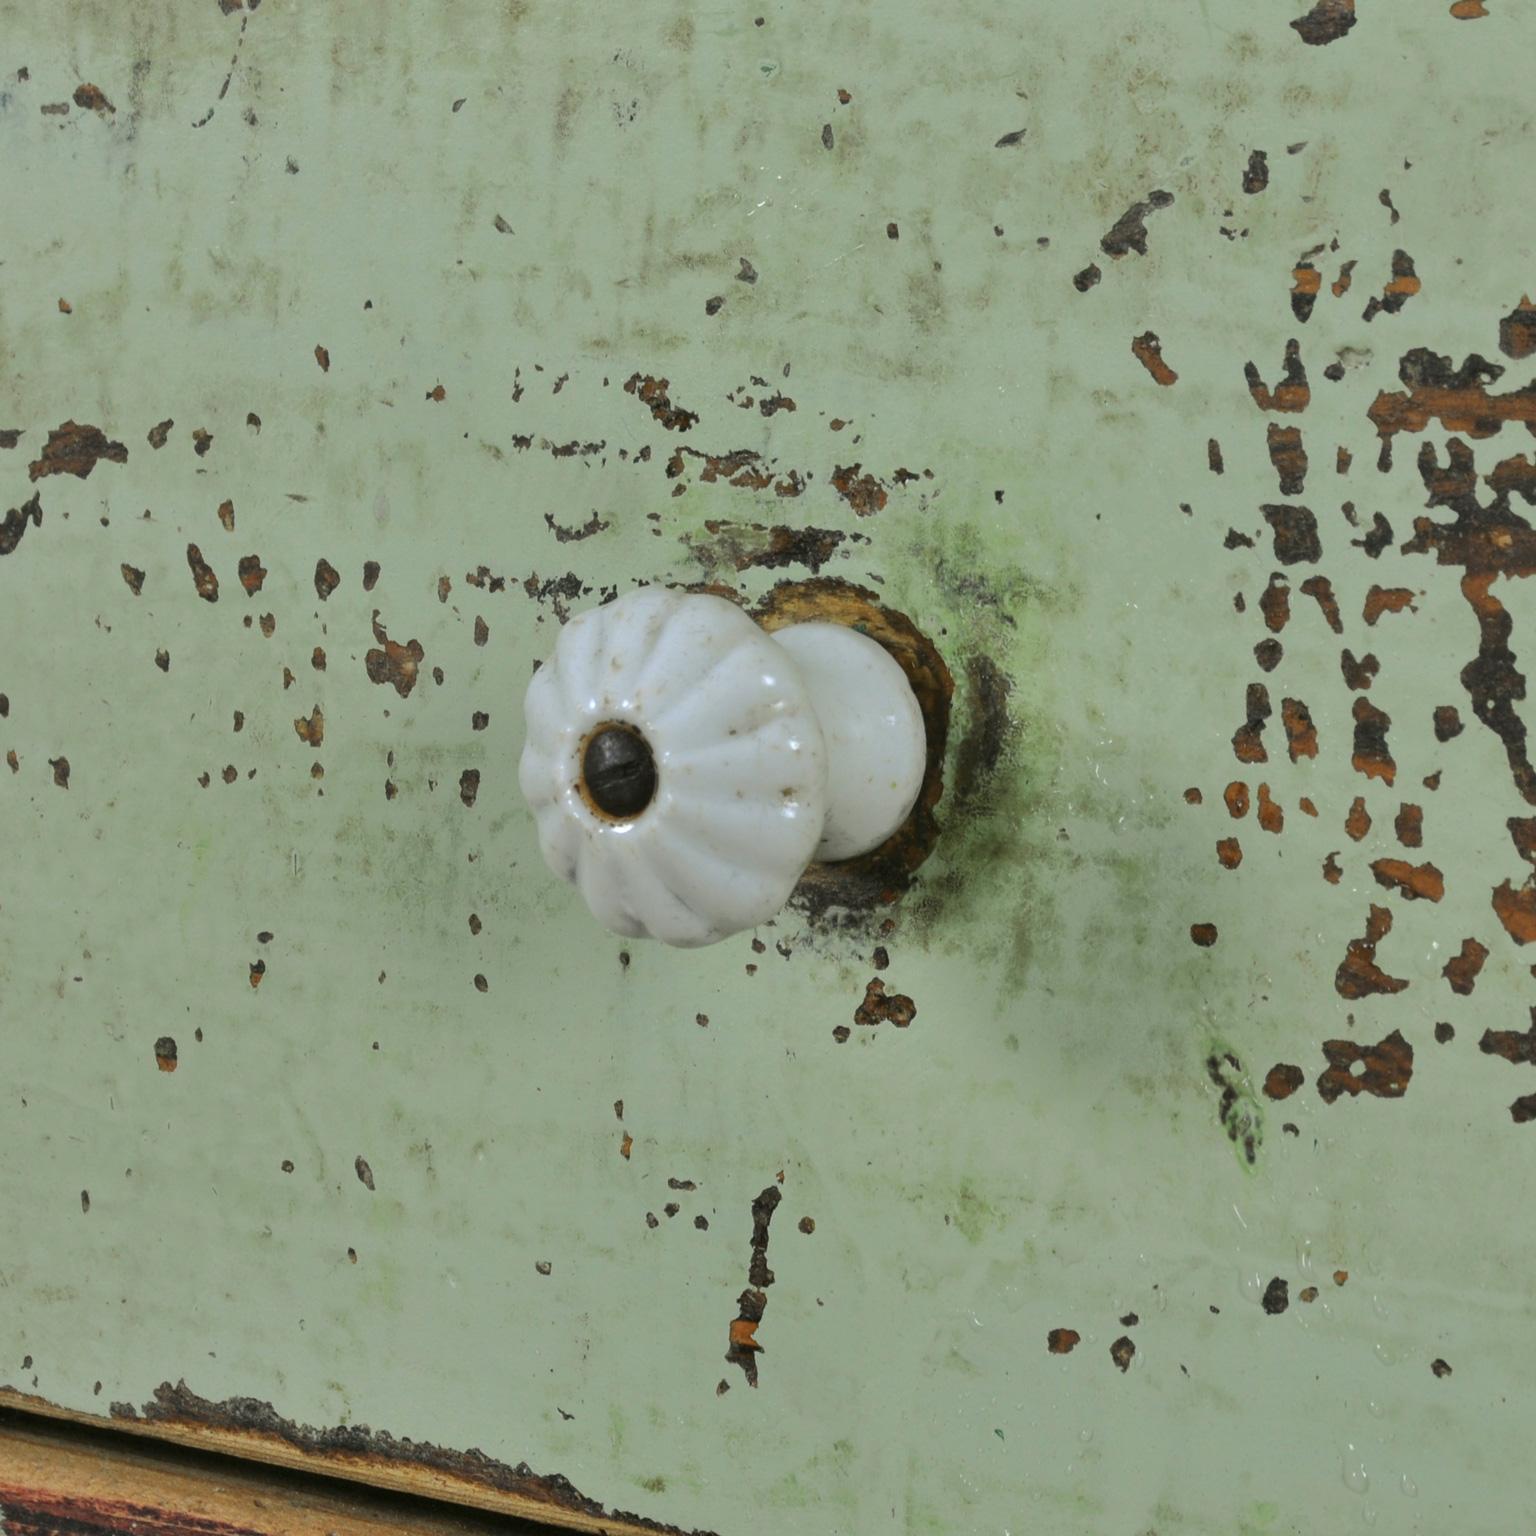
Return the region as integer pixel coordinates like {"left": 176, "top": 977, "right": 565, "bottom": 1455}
{"left": 1395, "top": 803, "right": 1424, "bottom": 847}
{"left": 853, "top": 978, "right": 916, "bottom": 1029}
{"left": 1131, "top": 331, "right": 1178, "bottom": 386}
{"left": 1185, "top": 787, "right": 1204, "bottom": 805}
{"left": 1257, "top": 784, "right": 1284, "bottom": 834}
{"left": 1371, "top": 858, "right": 1445, "bottom": 902}
{"left": 425, "top": 383, "right": 446, "bottom": 401}
{"left": 1493, "top": 879, "right": 1536, "bottom": 943}
{"left": 623, "top": 373, "right": 698, "bottom": 432}
{"left": 1501, "top": 295, "right": 1536, "bottom": 359}
{"left": 1217, "top": 837, "right": 1242, "bottom": 869}
{"left": 1332, "top": 260, "right": 1358, "bottom": 298}
{"left": 1318, "top": 1028, "right": 1414, "bottom": 1102}
{"left": 1224, "top": 781, "right": 1250, "bottom": 818}
{"left": 186, "top": 545, "right": 219, "bottom": 603}
{"left": 1299, "top": 797, "right": 1318, "bottom": 817}
{"left": 1444, "top": 937, "right": 1489, "bottom": 994}
{"left": 1369, "top": 352, "right": 1536, "bottom": 447}
{"left": 1282, "top": 698, "right": 1318, "bottom": 761}
{"left": 293, "top": 706, "right": 324, "bottom": 748}
{"left": 1364, "top": 586, "right": 1416, "bottom": 624}
{"left": 620, "top": 1132, "right": 633, "bottom": 1160}
{"left": 237, "top": 555, "right": 266, "bottom": 595}
{"left": 1233, "top": 684, "right": 1272, "bottom": 763}
{"left": 1299, "top": 575, "right": 1341, "bottom": 632}
{"left": 1363, "top": 250, "right": 1421, "bottom": 323}
{"left": 1259, "top": 574, "right": 1291, "bottom": 634}
{"left": 1047, "top": 1328, "right": 1081, "bottom": 1355}
{"left": 830, "top": 463, "right": 889, "bottom": 516}
{"left": 29, "top": 420, "right": 128, "bottom": 481}
{"left": 1334, "top": 1269, "right": 1349, "bottom": 1286}
{"left": 153, "top": 1036, "right": 177, "bottom": 1073}
{"left": 1245, "top": 339, "right": 1310, "bottom": 413}
{"left": 1450, "top": 1, "right": 1488, "bottom": 17}
{"left": 1345, "top": 797, "right": 1371, "bottom": 841}
{"left": 1335, "top": 904, "right": 1408, "bottom": 998}
{"left": 365, "top": 612, "right": 424, "bottom": 698}
{"left": 1323, "top": 851, "right": 1343, "bottom": 884}
{"left": 1263, "top": 1063, "right": 1304, "bottom": 1100}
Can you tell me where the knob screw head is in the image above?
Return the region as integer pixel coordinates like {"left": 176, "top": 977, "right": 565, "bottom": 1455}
{"left": 581, "top": 723, "right": 657, "bottom": 820}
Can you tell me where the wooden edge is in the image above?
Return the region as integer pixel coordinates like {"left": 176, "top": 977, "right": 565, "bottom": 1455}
{"left": 0, "top": 1391, "right": 693, "bottom": 1536}
{"left": 0, "top": 1407, "right": 550, "bottom": 1535}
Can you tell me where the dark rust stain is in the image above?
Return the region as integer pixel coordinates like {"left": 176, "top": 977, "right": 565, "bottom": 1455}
{"left": 1255, "top": 638, "right": 1283, "bottom": 672}
{"left": 850, "top": 977, "right": 916, "bottom": 1032}
{"left": 1299, "top": 575, "right": 1341, "bottom": 632}
{"left": 1217, "top": 837, "right": 1242, "bottom": 869}
{"left": 1370, "top": 858, "right": 1444, "bottom": 902}
{"left": 1110, "top": 1336, "right": 1136, "bottom": 1372}
{"left": 293, "top": 706, "right": 324, "bottom": 748}
{"left": 192, "top": 428, "right": 213, "bottom": 457}
{"left": 363, "top": 560, "right": 381, "bottom": 591}
{"left": 1281, "top": 698, "right": 1318, "bottom": 761}
{"left": 1131, "top": 331, "right": 1178, "bottom": 386}
{"left": 1492, "top": 878, "right": 1536, "bottom": 944}
{"left": 688, "top": 520, "right": 847, "bottom": 575}
{"left": 1245, "top": 340, "right": 1310, "bottom": 413}
{"left": 1262, "top": 504, "right": 1321, "bottom": 565}
{"left": 28, "top": 421, "right": 127, "bottom": 481}
{"left": 1262, "top": 1277, "right": 1290, "bottom": 1314}
{"left": 545, "top": 511, "right": 611, "bottom": 543}
{"left": 460, "top": 769, "right": 481, "bottom": 808}
{"left": 365, "top": 612, "right": 424, "bottom": 698}
{"left": 1207, "top": 1052, "right": 1258, "bottom": 1164}
{"left": 0, "top": 429, "right": 21, "bottom": 450}
{"left": 73, "top": 82, "right": 114, "bottom": 112}
{"left": 1363, "top": 585, "right": 1415, "bottom": 625}
{"left": 1263, "top": 1064, "right": 1304, "bottom": 1100}
{"left": 1267, "top": 425, "right": 1307, "bottom": 494}
{"left": 1431, "top": 1357, "right": 1453, "bottom": 1377}
{"left": 1208, "top": 438, "right": 1225, "bottom": 474}
{"left": 1443, "top": 937, "right": 1488, "bottom": 994}
{"left": 726, "top": 1185, "right": 782, "bottom": 1387}
{"left": 1323, "top": 851, "right": 1343, "bottom": 883}
{"left": 1341, "top": 649, "right": 1379, "bottom": 690}
{"left": 1190, "top": 923, "right": 1218, "bottom": 947}
{"left": 1242, "top": 150, "right": 1269, "bottom": 194}
{"left": 147, "top": 419, "right": 173, "bottom": 448}
{"left": 623, "top": 373, "right": 698, "bottom": 432}
{"left": 1073, "top": 264, "right": 1102, "bottom": 293}
{"left": 1395, "top": 802, "right": 1423, "bottom": 847}
{"left": 0, "top": 491, "right": 42, "bottom": 556}
{"left": 1369, "top": 349, "right": 1536, "bottom": 447}
{"left": 1290, "top": 1, "right": 1356, "bottom": 44}
{"left": 119, "top": 563, "right": 146, "bottom": 596}
{"left": 354, "top": 1156, "right": 375, "bottom": 1191}
{"left": 1435, "top": 1021, "right": 1456, "bottom": 1043}
{"left": 49, "top": 755, "right": 70, "bottom": 789}
{"left": 830, "top": 464, "right": 888, "bottom": 517}
{"left": 1432, "top": 705, "right": 1463, "bottom": 741}
{"left": 1291, "top": 263, "right": 1320, "bottom": 324}
{"left": 1352, "top": 697, "right": 1395, "bottom": 784}
{"left": 186, "top": 545, "right": 219, "bottom": 603}
{"left": 1318, "top": 1027, "right": 1414, "bottom": 1101}
{"left": 1232, "top": 682, "right": 1272, "bottom": 763}
{"left": 1335, "top": 905, "right": 1408, "bottom": 998}
{"left": 1353, "top": 512, "right": 1394, "bottom": 558}
{"left": 1100, "top": 189, "right": 1174, "bottom": 258}
{"left": 1047, "top": 1328, "right": 1081, "bottom": 1355}
{"left": 314, "top": 559, "right": 340, "bottom": 600}
{"left": 154, "top": 1036, "right": 177, "bottom": 1073}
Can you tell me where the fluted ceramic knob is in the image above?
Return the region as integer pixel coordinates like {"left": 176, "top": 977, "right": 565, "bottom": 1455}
{"left": 519, "top": 588, "right": 926, "bottom": 946}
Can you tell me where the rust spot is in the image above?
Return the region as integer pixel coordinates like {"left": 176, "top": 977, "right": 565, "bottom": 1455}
{"left": 620, "top": 1133, "right": 633, "bottom": 1159}
{"left": 798, "top": 1216, "right": 815, "bottom": 1234}
{"left": 1259, "top": 574, "right": 1291, "bottom": 634}
{"left": 1217, "top": 837, "right": 1243, "bottom": 869}
{"left": 217, "top": 500, "right": 235, "bottom": 533}
{"left": 1363, "top": 586, "right": 1415, "bottom": 625}
{"left": 1324, "top": 851, "right": 1343, "bottom": 883}
{"left": 1262, "top": 505, "right": 1321, "bottom": 565}
{"left": 1332, "top": 261, "right": 1358, "bottom": 298}
{"left": 1431, "top": 1357, "right": 1453, "bottom": 1377}
{"left": 1371, "top": 858, "right": 1444, "bottom": 902}
{"left": 1513, "top": 1095, "right": 1536, "bottom": 1122}
{"left": 1337, "top": 446, "right": 1353, "bottom": 474}
{"left": 1232, "top": 683, "right": 1272, "bottom": 763}
{"left": 147, "top": 419, "right": 173, "bottom": 448}
{"left": 1492, "top": 878, "right": 1536, "bottom": 943}
{"left": 1291, "top": 0, "right": 1356, "bottom": 43}
{"left": 1255, "top": 638, "right": 1283, "bottom": 672}
{"left": 28, "top": 420, "right": 127, "bottom": 481}
{"left": 474, "top": 615, "right": 489, "bottom": 646}
{"left": 1100, "top": 189, "right": 1174, "bottom": 258}
{"left": 1131, "top": 331, "right": 1178, "bottom": 386}
{"left": 249, "top": 960, "right": 265, "bottom": 988}
{"left": 1110, "top": 1336, "right": 1136, "bottom": 1371}
{"left": 545, "top": 511, "right": 611, "bottom": 544}
{"left": 354, "top": 1156, "right": 375, "bottom": 1191}
{"left": 1242, "top": 149, "right": 1269, "bottom": 194}
{"left": 687, "top": 521, "right": 848, "bottom": 577}
{"left": 1341, "top": 649, "right": 1379, "bottom": 690}
{"left": 623, "top": 373, "right": 697, "bottom": 432}
{"left": 365, "top": 612, "right": 424, "bottom": 698}
{"left": 1224, "top": 781, "right": 1250, "bottom": 818}
{"left": 155, "top": 648, "right": 170, "bottom": 672}
{"left": 1267, "top": 425, "right": 1307, "bottom": 493}
{"left": 1300, "top": 1286, "right": 1319, "bottom": 1302}
{"left": 1351, "top": 698, "right": 1395, "bottom": 784}
{"left": 1073, "top": 264, "right": 1102, "bottom": 292}
{"left": 259, "top": 613, "right": 275, "bottom": 638}
{"left": 314, "top": 343, "right": 330, "bottom": 372}
{"left": 73, "top": 81, "right": 114, "bottom": 112}
{"left": 1209, "top": 438, "right": 1225, "bottom": 474}
{"left": 1335, "top": 905, "right": 1408, "bottom": 998}
{"left": 293, "top": 706, "right": 324, "bottom": 748}
{"left": 1369, "top": 349, "right": 1536, "bottom": 448}
{"left": 1362, "top": 250, "right": 1421, "bottom": 323}
{"left": 1207, "top": 1052, "right": 1259, "bottom": 1164}
{"left": 0, "top": 491, "right": 43, "bottom": 556}
{"left": 1291, "top": 263, "right": 1321, "bottom": 324}
{"left": 1334, "top": 1270, "right": 1349, "bottom": 1286}
{"left": 1444, "top": 937, "right": 1489, "bottom": 994}
{"left": 363, "top": 560, "right": 381, "bottom": 590}
{"left": 426, "top": 384, "right": 446, "bottom": 402}
{"left": 1245, "top": 339, "right": 1310, "bottom": 413}
{"left": 830, "top": 464, "right": 889, "bottom": 517}
{"left": 1299, "top": 575, "right": 1341, "bottom": 632}
{"left": 237, "top": 554, "right": 266, "bottom": 595}
{"left": 314, "top": 559, "right": 340, "bottom": 600}
{"left": 851, "top": 977, "right": 916, "bottom": 1032}
{"left": 1257, "top": 783, "right": 1284, "bottom": 833}
{"left": 1047, "top": 1328, "right": 1081, "bottom": 1355}
{"left": 1262, "top": 1277, "right": 1289, "bottom": 1314}
{"left": 1353, "top": 512, "right": 1394, "bottom": 557}
{"left": 192, "top": 428, "right": 212, "bottom": 457}
{"left": 1435, "top": 1021, "right": 1455, "bottom": 1043}
{"left": 1191, "top": 923, "right": 1219, "bottom": 947}
{"left": 1500, "top": 295, "right": 1536, "bottom": 359}
{"left": 1264, "top": 1064, "right": 1304, "bottom": 1099}
{"left": 312, "top": 647, "right": 327, "bottom": 672}
{"left": 460, "top": 769, "right": 481, "bottom": 808}
{"left": 154, "top": 1036, "right": 177, "bottom": 1073}
{"left": 726, "top": 1185, "right": 782, "bottom": 1387}
{"left": 1395, "top": 803, "right": 1423, "bottom": 847}
{"left": 1282, "top": 698, "right": 1318, "bottom": 761}
{"left": 1318, "top": 1027, "right": 1414, "bottom": 1101}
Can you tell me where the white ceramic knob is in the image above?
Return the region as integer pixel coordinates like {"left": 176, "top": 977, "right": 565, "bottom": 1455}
{"left": 519, "top": 588, "right": 927, "bottom": 946}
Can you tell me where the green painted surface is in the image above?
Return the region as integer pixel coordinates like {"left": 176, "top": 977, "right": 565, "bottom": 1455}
{"left": 3, "top": 3, "right": 1536, "bottom": 1531}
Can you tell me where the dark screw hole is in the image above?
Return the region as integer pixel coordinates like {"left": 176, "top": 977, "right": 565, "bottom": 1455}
{"left": 582, "top": 723, "right": 657, "bottom": 820}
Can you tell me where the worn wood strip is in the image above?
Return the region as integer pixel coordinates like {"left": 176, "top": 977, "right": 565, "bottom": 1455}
{"left": 0, "top": 1396, "right": 658, "bottom": 1536}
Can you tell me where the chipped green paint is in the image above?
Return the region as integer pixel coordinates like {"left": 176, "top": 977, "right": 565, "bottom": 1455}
{"left": 3, "top": 1, "right": 1536, "bottom": 1533}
